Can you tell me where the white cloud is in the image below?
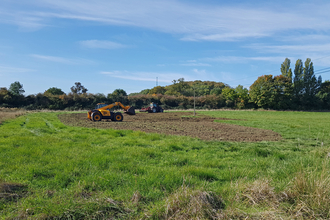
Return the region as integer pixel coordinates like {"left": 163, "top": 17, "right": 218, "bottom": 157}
{"left": 0, "top": 10, "right": 46, "bottom": 31}
{"left": 247, "top": 43, "right": 330, "bottom": 54}
{"left": 30, "top": 54, "right": 94, "bottom": 64}
{"left": 192, "top": 69, "right": 206, "bottom": 75}
{"left": 181, "top": 32, "right": 268, "bottom": 42}
{"left": 0, "top": 65, "right": 34, "bottom": 74}
{"left": 101, "top": 71, "right": 181, "bottom": 83}
{"left": 181, "top": 63, "right": 211, "bottom": 67}
{"left": 279, "top": 34, "right": 330, "bottom": 43}
{"left": 100, "top": 70, "right": 212, "bottom": 83}
{"left": 245, "top": 43, "right": 330, "bottom": 67}
{"left": 202, "top": 56, "right": 285, "bottom": 63}
{"left": 2, "top": 1, "right": 330, "bottom": 41}
{"left": 79, "top": 40, "right": 128, "bottom": 49}
{"left": 180, "top": 60, "right": 211, "bottom": 67}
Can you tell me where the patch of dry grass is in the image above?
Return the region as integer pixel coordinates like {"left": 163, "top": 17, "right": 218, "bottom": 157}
{"left": 131, "top": 191, "right": 143, "bottom": 205}
{"left": 239, "top": 178, "right": 280, "bottom": 207}
{"left": 287, "top": 162, "right": 330, "bottom": 219}
{"left": 149, "top": 185, "right": 224, "bottom": 220}
{"left": 228, "top": 160, "right": 330, "bottom": 219}
{"left": 0, "top": 108, "right": 26, "bottom": 124}
{"left": 227, "top": 178, "right": 287, "bottom": 219}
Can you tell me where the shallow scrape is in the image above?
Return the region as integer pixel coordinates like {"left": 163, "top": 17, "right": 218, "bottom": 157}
{"left": 0, "top": 181, "right": 28, "bottom": 202}
{"left": 58, "top": 112, "right": 282, "bottom": 142}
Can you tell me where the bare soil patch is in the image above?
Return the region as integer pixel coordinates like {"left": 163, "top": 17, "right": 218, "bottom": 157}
{"left": 58, "top": 112, "right": 282, "bottom": 142}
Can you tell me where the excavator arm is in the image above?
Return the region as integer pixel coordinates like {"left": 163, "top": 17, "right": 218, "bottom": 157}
{"left": 98, "top": 102, "right": 133, "bottom": 113}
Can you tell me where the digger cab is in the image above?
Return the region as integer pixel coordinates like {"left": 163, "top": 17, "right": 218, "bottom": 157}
{"left": 96, "top": 103, "right": 108, "bottom": 109}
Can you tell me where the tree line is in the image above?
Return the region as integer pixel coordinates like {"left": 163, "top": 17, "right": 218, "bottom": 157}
{"left": 1, "top": 58, "right": 329, "bottom": 110}
{"left": 249, "top": 58, "right": 329, "bottom": 110}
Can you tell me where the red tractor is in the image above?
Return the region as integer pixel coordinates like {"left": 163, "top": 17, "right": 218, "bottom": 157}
{"left": 140, "top": 102, "right": 164, "bottom": 113}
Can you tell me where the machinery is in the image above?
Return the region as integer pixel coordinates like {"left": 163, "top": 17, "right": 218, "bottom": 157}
{"left": 140, "top": 102, "right": 164, "bottom": 113}
{"left": 87, "top": 102, "right": 135, "bottom": 122}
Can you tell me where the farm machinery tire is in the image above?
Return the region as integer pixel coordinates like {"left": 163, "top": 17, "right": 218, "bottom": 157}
{"left": 114, "top": 112, "right": 123, "bottom": 121}
{"left": 92, "top": 112, "right": 102, "bottom": 121}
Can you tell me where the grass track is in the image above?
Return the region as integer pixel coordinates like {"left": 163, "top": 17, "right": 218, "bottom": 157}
{"left": 1, "top": 111, "right": 330, "bottom": 219}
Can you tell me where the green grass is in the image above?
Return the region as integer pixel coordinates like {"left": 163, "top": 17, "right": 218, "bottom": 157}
{"left": 0, "top": 110, "right": 330, "bottom": 219}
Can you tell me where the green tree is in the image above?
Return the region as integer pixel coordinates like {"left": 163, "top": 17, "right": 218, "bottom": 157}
{"left": 45, "top": 87, "right": 65, "bottom": 95}
{"left": 222, "top": 87, "right": 237, "bottom": 107}
{"left": 249, "top": 75, "right": 292, "bottom": 109}
{"left": 149, "top": 86, "right": 166, "bottom": 95}
{"left": 0, "top": 87, "right": 11, "bottom": 106}
{"left": 222, "top": 87, "right": 237, "bottom": 101}
{"left": 320, "top": 80, "right": 330, "bottom": 93}
{"left": 140, "top": 89, "right": 150, "bottom": 95}
{"left": 303, "top": 58, "right": 321, "bottom": 108}
{"left": 235, "top": 85, "right": 249, "bottom": 109}
{"left": 112, "top": 89, "right": 127, "bottom": 96}
{"left": 316, "top": 80, "right": 330, "bottom": 109}
{"left": 129, "top": 89, "right": 151, "bottom": 96}
{"left": 165, "top": 78, "right": 189, "bottom": 96}
{"left": 210, "top": 87, "right": 222, "bottom": 95}
{"left": 293, "top": 59, "right": 304, "bottom": 103}
{"left": 92, "top": 93, "right": 107, "bottom": 106}
{"left": 281, "top": 58, "right": 292, "bottom": 80}
{"left": 70, "top": 82, "right": 88, "bottom": 94}
{"left": 108, "top": 89, "right": 128, "bottom": 104}
{"left": 9, "top": 81, "right": 25, "bottom": 96}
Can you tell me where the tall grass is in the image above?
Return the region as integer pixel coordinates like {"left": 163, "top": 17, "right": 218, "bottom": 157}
{"left": 287, "top": 160, "right": 330, "bottom": 218}
{"left": 0, "top": 110, "right": 330, "bottom": 219}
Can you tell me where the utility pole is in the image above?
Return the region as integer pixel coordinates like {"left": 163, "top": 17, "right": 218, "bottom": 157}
{"left": 156, "top": 77, "right": 158, "bottom": 86}
{"left": 194, "top": 87, "right": 196, "bottom": 116}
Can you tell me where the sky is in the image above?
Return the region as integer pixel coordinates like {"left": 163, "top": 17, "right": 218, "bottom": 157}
{"left": 1, "top": 0, "right": 330, "bottom": 95}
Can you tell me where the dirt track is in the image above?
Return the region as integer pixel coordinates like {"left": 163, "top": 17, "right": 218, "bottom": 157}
{"left": 58, "top": 112, "right": 282, "bottom": 142}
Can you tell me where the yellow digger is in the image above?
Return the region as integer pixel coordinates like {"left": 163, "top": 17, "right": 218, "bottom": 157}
{"left": 87, "top": 102, "right": 135, "bottom": 122}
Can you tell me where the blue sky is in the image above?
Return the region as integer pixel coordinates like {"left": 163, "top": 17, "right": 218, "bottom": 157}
{"left": 1, "top": 0, "right": 330, "bottom": 95}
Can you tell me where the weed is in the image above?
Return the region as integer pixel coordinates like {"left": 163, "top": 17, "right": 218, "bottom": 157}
{"left": 287, "top": 160, "right": 330, "bottom": 219}
{"left": 149, "top": 185, "right": 224, "bottom": 219}
{"left": 239, "top": 178, "right": 279, "bottom": 207}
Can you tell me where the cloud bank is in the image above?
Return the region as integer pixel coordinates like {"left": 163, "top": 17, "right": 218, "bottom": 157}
{"left": 1, "top": 0, "right": 330, "bottom": 41}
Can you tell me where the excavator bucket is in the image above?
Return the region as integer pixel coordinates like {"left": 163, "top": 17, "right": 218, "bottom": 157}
{"left": 124, "top": 107, "right": 135, "bottom": 115}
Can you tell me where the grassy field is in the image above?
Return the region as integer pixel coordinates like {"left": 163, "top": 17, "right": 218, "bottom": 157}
{"left": 1, "top": 110, "right": 330, "bottom": 219}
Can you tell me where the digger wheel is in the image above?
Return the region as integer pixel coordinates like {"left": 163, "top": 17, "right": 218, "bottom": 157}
{"left": 92, "top": 112, "right": 102, "bottom": 121}
{"left": 114, "top": 112, "right": 123, "bottom": 121}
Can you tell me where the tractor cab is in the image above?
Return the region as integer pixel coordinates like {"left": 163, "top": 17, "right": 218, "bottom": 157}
{"left": 140, "top": 102, "right": 164, "bottom": 113}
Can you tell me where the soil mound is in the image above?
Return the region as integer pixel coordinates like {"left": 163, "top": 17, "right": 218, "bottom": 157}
{"left": 58, "top": 112, "right": 282, "bottom": 142}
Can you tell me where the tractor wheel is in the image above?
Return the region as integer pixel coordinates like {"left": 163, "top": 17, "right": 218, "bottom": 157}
{"left": 92, "top": 112, "right": 102, "bottom": 121}
{"left": 160, "top": 108, "right": 164, "bottom": 113}
{"left": 114, "top": 112, "right": 123, "bottom": 121}
{"left": 152, "top": 108, "right": 157, "bottom": 113}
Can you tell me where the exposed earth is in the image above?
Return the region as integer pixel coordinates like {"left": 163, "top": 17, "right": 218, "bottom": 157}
{"left": 58, "top": 112, "right": 282, "bottom": 142}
